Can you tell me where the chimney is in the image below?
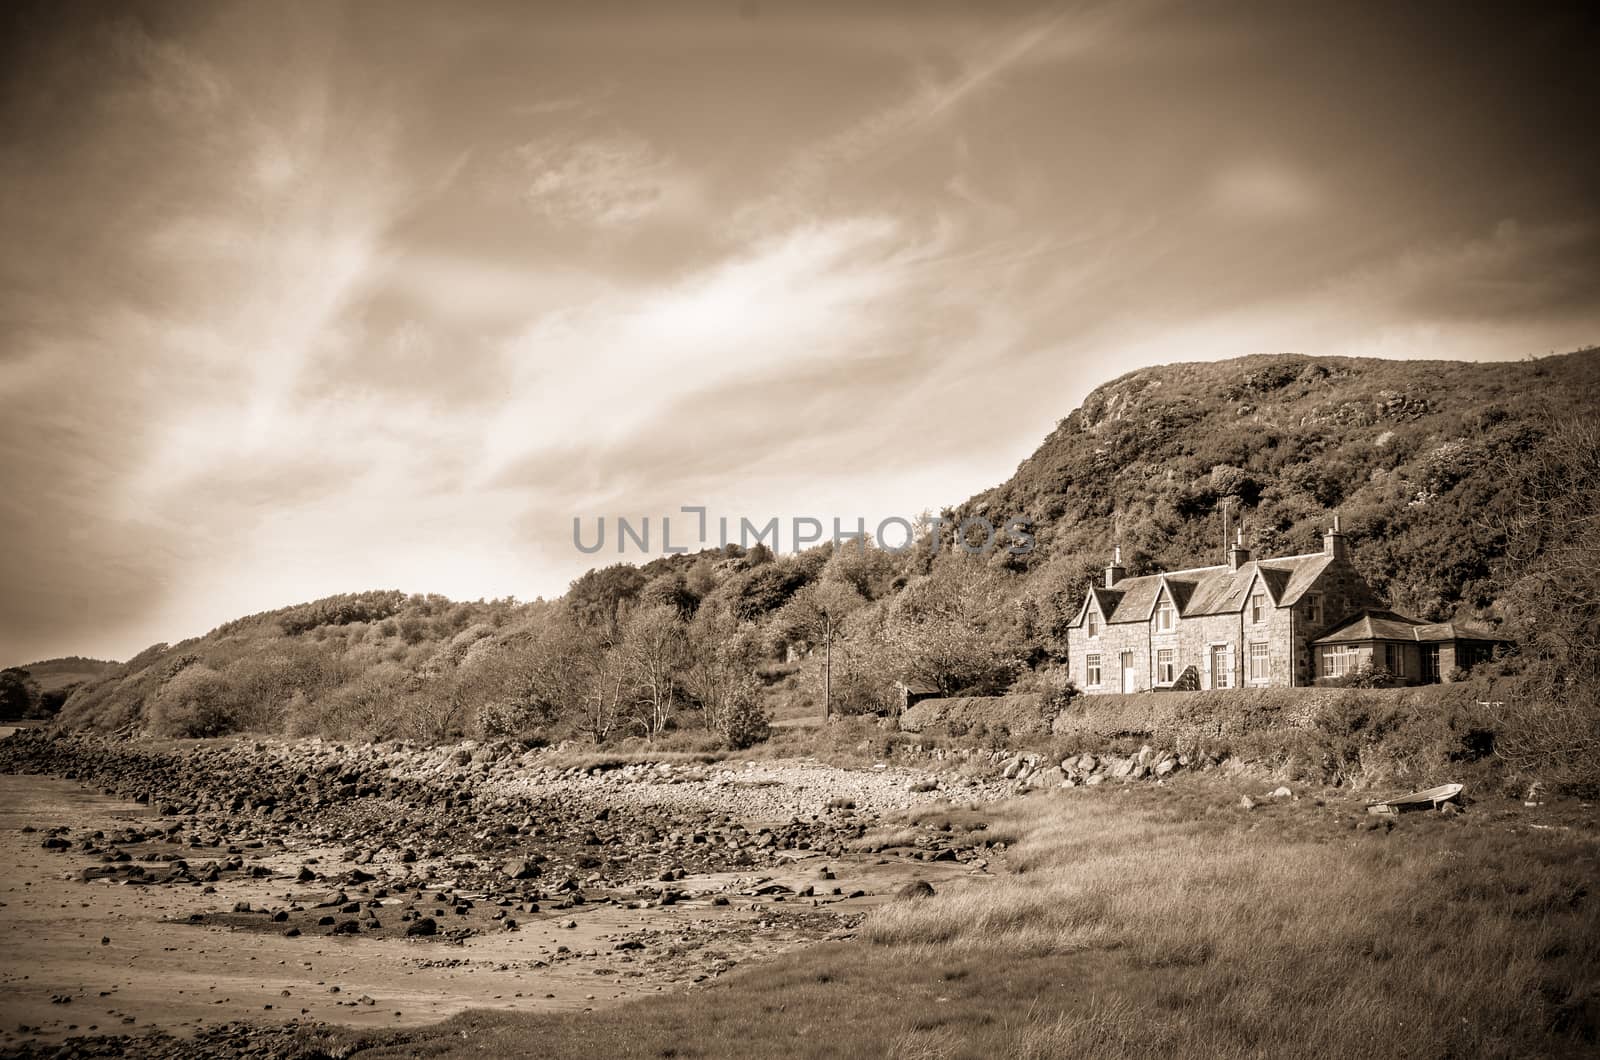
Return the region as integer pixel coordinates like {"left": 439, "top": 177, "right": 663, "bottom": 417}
{"left": 1221, "top": 504, "right": 1232, "bottom": 564}
{"left": 1104, "top": 545, "right": 1126, "bottom": 588}
{"left": 1323, "top": 513, "right": 1348, "bottom": 560}
{"left": 1227, "top": 527, "right": 1252, "bottom": 571}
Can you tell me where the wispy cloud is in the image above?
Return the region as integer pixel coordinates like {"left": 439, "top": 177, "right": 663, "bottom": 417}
{"left": 514, "top": 131, "right": 700, "bottom": 227}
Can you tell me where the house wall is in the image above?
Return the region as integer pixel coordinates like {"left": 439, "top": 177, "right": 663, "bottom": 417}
{"left": 1069, "top": 547, "right": 1386, "bottom": 695}
{"left": 1290, "top": 554, "right": 1385, "bottom": 686}
{"left": 1074, "top": 620, "right": 1148, "bottom": 693}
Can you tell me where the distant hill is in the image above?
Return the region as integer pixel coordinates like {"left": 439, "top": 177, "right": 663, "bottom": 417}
{"left": 46, "top": 348, "right": 1599, "bottom": 739}
{"left": 15, "top": 657, "right": 120, "bottom": 693}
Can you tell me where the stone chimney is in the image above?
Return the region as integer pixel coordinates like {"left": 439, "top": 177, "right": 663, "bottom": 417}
{"left": 1104, "top": 545, "right": 1126, "bottom": 588}
{"left": 1323, "top": 513, "right": 1348, "bottom": 560}
{"left": 1227, "top": 527, "right": 1252, "bottom": 571}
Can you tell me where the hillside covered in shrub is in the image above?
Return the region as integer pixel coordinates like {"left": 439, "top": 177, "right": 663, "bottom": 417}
{"left": 49, "top": 350, "right": 1600, "bottom": 778}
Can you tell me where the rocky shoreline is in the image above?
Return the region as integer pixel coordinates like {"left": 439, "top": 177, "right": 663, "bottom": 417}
{"left": 0, "top": 730, "right": 1010, "bottom": 1058}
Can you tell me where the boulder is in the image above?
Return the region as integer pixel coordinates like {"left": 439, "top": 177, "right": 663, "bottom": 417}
{"left": 896, "top": 880, "right": 936, "bottom": 901}
{"left": 405, "top": 917, "right": 438, "bottom": 937}
{"left": 501, "top": 859, "right": 540, "bottom": 880}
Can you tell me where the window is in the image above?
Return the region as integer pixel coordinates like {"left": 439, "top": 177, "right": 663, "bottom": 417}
{"left": 1087, "top": 610, "right": 1099, "bottom": 638}
{"left": 1250, "top": 592, "right": 1266, "bottom": 624}
{"left": 1086, "top": 654, "right": 1102, "bottom": 686}
{"left": 1157, "top": 649, "right": 1175, "bottom": 684}
{"left": 1320, "top": 644, "right": 1356, "bottom": 678}
{"left": 1305, "top": 593, "right": 1324, "bottom": 628}
{"left": 1155, "top": 596, "right": 1176, "bottom": 632}
{"left": 1380, "top": 643, "right": 1406, "bottom": 677}
{"left": 1249, "top": 642, "right": 1269, "bottom": 682}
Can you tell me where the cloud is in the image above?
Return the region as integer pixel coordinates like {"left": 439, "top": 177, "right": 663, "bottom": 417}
{"left": 514, "top": 132, "right": 699, "bottom": 227}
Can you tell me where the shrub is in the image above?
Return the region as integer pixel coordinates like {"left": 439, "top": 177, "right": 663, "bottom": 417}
{"left": 722, "top": 681, "right": 771, "bottom": 750}
{"left": 148, "top": 665, "right": 238, "bottom": 737}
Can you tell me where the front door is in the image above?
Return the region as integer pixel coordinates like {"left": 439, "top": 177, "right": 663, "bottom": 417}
{"left": 1210, "top": 645, "right": 1231, "bottom": 689}
{"left": 1120, "top": 652, "right": 1135, "bottom": 693}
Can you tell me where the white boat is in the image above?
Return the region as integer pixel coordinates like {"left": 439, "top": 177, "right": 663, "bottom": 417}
{"left": 1365, "top": 783, "right": 1464, "bottom": 815}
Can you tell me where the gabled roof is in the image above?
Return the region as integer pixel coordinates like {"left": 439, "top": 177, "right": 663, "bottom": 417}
{"left": 1311, "top": 610, "right": 1508, "bottom": 645}
{"left": 1074, "top": 585, "right": 1123, "bottom": 627}
{"left": 1097, "top": 565, "right": 1216, "bottom": 623}
{"left": 1101, "top": 551, "right": 1335, "bottom": 623}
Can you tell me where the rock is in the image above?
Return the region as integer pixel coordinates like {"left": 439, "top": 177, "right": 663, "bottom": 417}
{"left": 1112, "top": 759, "right": 1135, "bottom": 779}
{"left": 1269, "top": 786, "right": 1293, "bottom": 799}
{"left": 1029, "top": 767, "right": 1065, "bottom": 788}
{"left": 1239, "top": 795, "right": 1256, "bottom": 810}
{"left": 1001, "top": 758, "right": 1024, "bottom": 780}
{"left": 1439, "top": 802, "right": 1460, "bottom": 817}
{"left": 502, "top": 859, "right": 540, "bottom": 880}
{"left": 896, "top": 880, "right": 936, "bottom": 900}
{"left": 1075, "top": 754, "right": 1098, "bottom": 772}
{"left": 405, "top": 917, "right": 438, "bottom": 937}
{"left": 1154, "top": 759, "right": 1177, "bottom": 777}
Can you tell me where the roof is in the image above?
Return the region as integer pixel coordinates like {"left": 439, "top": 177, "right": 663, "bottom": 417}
{"left": 1311, "top": 610, "right": 1508, "bottom": 645}
{"left": 1095, "top": 551, "right": 1336, "bottom": 624}
{"left": 895, "top": 678, "right": 941, "bottom": 695}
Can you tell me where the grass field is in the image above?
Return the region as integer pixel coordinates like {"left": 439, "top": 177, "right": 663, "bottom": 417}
{"left": 308, "top": 776, "right": 1598, "bottom": 1059}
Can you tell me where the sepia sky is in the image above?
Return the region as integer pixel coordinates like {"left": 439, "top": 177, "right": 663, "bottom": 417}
{"left": 2, "top": 1, "right": 1598, "bottom": 665}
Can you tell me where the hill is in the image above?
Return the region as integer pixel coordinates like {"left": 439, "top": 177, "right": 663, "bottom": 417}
{"left": 0, "top": 656, "right": 120, "bottom": 720}
{"left": 15, "top": 656, "right": 120, "bottom": 692}
{"left": 959, "top": 349, "right": 1600, "bottom": 644}
{"left": 48, "top": 348, "right": 1600, "bottom": 748}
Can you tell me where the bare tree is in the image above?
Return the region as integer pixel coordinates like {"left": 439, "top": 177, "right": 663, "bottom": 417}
{"left": 620, "top": 604, "right": 689, "bottom": 738}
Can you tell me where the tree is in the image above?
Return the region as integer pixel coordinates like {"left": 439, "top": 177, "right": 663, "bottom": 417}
{"left": 0, "top": 668, "right": 38, "bottom": 719}
{"left": 566, "top": 564, "right": 648, "bottom": 638}
{"left": 620, "top": 604, "right": 689, "bottom": 738}
{"left": 682, "top": 609, "right": 763, "bottom": 735}
{"left": 886, "top": 561, "right": 1023, "bottom": 697}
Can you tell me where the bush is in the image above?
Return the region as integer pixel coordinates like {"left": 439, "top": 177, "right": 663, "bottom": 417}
{"left": 148, "top": 666, "right": 238, "bottom": 737}
{"left": 1326, "top": 662, "right": 1398, "bottom": 689}
{"left": 721, "top": 681, "right": 771, "bottom": 750}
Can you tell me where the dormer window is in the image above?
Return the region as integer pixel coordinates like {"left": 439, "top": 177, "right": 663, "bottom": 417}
{"left": 1251, "top": 592, "right": 1267, "bottom": 624}
{"left": 1087, "top": 610, "right": 1099, "bottom": 638}
{"left": 1155, "top": 596, "right": 1176, "bottom": 632}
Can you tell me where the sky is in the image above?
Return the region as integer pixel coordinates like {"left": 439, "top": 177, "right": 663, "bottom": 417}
{"left": 2, "top": 0, "right": 1597, "bottom": 666}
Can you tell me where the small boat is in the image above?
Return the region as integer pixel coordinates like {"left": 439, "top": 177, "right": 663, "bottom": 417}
{"left": 1366, "top": 783, "right": 1464, "bottom": 815}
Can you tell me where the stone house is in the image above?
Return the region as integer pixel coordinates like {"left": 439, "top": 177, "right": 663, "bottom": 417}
{"left": 1067, "top": 517, "right": 1503, "bottom": 692}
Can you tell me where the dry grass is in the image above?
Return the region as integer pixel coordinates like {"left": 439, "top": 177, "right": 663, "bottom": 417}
{"left": 863, "top": 783, "right": 1600, "bottom": 1057}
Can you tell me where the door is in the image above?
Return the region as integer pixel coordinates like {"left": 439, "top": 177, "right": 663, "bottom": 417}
{"left": 1120, "top": 652, "right": 1135, "bottom": 693}
{"left": 1210, "top": 645, "right": 1231, "bottom": 689}
{"left": 1423, "top": 645, "right": 1441, "bottom": 684}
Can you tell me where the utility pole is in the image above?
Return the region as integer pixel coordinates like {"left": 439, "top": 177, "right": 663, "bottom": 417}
{"left": 823, "top": 620, "right": 832, "bottom": 725}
